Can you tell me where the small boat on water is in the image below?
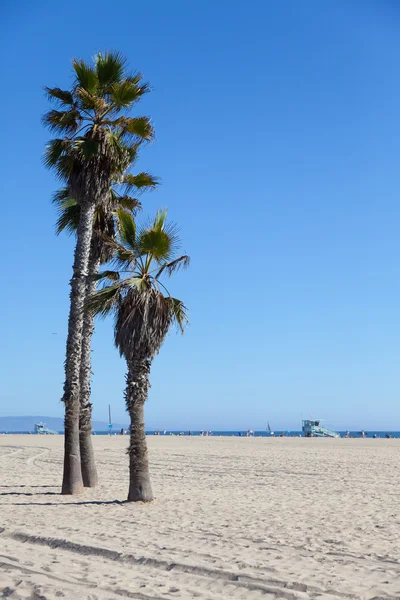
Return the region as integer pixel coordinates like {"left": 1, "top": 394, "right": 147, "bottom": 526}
{"left": 34, "top": 422, "right": 57, "bottom": 435}
{"left": 302, "top": 419, "right": 340, "bottom": 438}
{"left": 266, "top": 421, "right": 274, "bottom": 435}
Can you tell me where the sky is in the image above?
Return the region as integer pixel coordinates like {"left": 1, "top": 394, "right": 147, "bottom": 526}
{"left": 1, "top": 0, "right": 400, "bottom": 431}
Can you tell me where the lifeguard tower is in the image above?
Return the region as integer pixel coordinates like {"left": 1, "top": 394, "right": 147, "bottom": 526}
{"left": 302, "top": 419, "right": 340, "bottom": 438}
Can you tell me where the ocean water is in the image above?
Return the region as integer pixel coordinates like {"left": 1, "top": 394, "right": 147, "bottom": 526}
{"left": 147, "top": 430, "right": 400, "bottom": 438}
{"left": 2, "top": 430, "right": 399, "bottom": 438}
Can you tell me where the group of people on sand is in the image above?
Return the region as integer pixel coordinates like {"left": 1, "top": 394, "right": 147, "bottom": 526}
{"left": 345, "top": 430, "right": 393, "bottom": 439}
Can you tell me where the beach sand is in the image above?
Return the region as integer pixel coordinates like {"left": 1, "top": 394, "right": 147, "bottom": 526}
{"left": 0, "top": 435, "right": 399, "bottom": 599}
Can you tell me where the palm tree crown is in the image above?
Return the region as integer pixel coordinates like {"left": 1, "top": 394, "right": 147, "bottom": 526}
{"left": 87, "top": 210, "right": 189, "bottom": 360}
{"left": 43, "top": 52, "right": 154, "bottom": 200}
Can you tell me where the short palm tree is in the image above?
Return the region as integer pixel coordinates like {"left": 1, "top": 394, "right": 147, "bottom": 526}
{"left": 53, "top": 169, "right": 158, "bottom": 488}
{"left": 43, "top": 52, "right": 153, "bottom": 494}
{"left": 87, "top": 209, "right": 189, "bottom": 501}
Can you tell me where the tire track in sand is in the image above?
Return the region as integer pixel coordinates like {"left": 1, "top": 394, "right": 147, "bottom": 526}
{"left": 26, "top": 447, "right": 50, "bottom": 467}
{"left": 4, "top": 530, "right": 363, "bottom": 600}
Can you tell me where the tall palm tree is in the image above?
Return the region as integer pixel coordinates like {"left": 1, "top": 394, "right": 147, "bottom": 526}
{"left": 87, "top": 210, "right": 189, "bottom": 501}
{"left": 43, "top": 52, "right": 153, "bottom": 494}
{"left": 53, "top": 171, "right": 158, "bottom": 487}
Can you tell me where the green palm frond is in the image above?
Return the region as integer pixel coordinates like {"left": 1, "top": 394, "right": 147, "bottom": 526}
{"left": 95, "top": 51, "right": 126, "bottom": 89}
{"left": 75, "top": 87, "right": 107, "bottom": 112}
{"left": 52, "top": 188, "right": 80, "bottom": 234}
{"left": 123, "top": 172, "right": 159, "bottom": 193}
{"left": 43, "top": 139, "right": 75, "bottom": 181}
{"left": 138, "top": 229, "right": 172, "bottom": 260}
{"left": 115, "top": 195, "right": 142, "bottom": 213}
{"left": 155, "top": 255, "right": 190, "bottom": 279}
{"left": 116, "top": 209, "right": 136, "bottom": 250}
{"left": 45, "top": 87, "right": 74, "bottom": 106}
{"left": 152, "top": 209, "right": 167, "bottom": 231}
{"left": 72, "top": 59, "right": 98, "bottom": 94}
{"left": 56, "top": 204, "right": 80, "bottom": 235}
{"left": 43, "top": 139, "right": 71, "bottom": 168}
{"left": 114, "top": 116, "right": 154, "bottom": 142}
{"left": 104, "top": 131, "right": 131, "bottom": 170}
{"left": 42, "top": 108, "right": 82, "bottom": 134}
{"left": 125, "top": 276, "right": 148, "bottom": 291}
{"left": 98, "top": 233, "right": 136, "bottom": 268}
{"left": 110, "top": 79, "right": 148, "bottom": 108}
{"left": 51, "top": 187, "right": 71, "bottom": 205}
{"left": 85, "top": 284, "right": 121, "bottom": 318}
{"left": 134, "top": 210, "right": 181, "bottom": 263}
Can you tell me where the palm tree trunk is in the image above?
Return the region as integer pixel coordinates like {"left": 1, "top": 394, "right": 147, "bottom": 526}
{"left": 125, "top": 358, "right": 153, "bottom": 502}
{"left": 61, "top": 200, "right": 96, "bottom": 495}
{"left": 79, "top": 250, "right": 101, "bottom": 488}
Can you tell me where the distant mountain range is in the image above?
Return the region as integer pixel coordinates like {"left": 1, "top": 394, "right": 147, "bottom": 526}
{"left": 0, "top": 416, "right": 127, "bottom": 432}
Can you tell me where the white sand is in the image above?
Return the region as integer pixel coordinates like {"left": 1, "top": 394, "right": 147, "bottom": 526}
{"left": 0, "top": 435, "right": 400, "bottom": 599}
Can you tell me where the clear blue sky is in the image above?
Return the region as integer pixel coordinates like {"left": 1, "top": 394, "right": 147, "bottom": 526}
{"left": 1, "top": 0, "right": 400, "bottom": 430}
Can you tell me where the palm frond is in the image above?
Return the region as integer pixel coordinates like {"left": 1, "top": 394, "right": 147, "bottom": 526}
{"left": 42, "top": 109, "right": 81, "bottom": 134}
{"left": 105, "top": 131, "right": 132, "bottom": 171}
{"left": 95, "top": 51, "right": 126, "bottom": 89}
{"left": 75, "top": 87, "right": 107, "bottom": 112}
{"left": 116, "top": 208, "right": 136, "bottom": 250}
{"left": 52, "top": 187, "right": 79, "bottom": 235}
{"left": 93, "top": 270, "right": 120, "bottom": 282}
{"left": 152, "top": 209, "right": 167, "bottom": 231}
{"left": 110, "top": 79, "right": 149, "bottom": 108}
{"left": 167, "top": 298, "right": 189, "bottom": 334}
{"left": 55, "top": 204, "right": 80, "bottom": 235}
{"left": 85, "top": 284, "right": 121, "bottom": 318}
{"left": 123, "top": 172, "right": 159, "bottom": 193}
{"left": 43, "top": 139, "right": 65, "bottom": 168}
{"left": 51, "top": 187, "right": 71, "bottom": 205}
{"left": 155, "top": 255, "right": 190, "bottom": 279}
{"left": 125, "top": 276, "right": 148, "bottom": 291}
{"left": 73, "top": 137, "right": 99, "bottom": 160}
{"left": 45, "top": 87, "right": 74, "bottom": 106}
{"left": 147, "top": 210, "right": 181, "bottom": 257}
{"left": 138, "top": 229, "right": 172, "bottom": 261}
{"left": 43, "top": 139, "right": 75, "bottom": 180}
{"left": 72, "top": 59, "right": 98, "bottom": 95}
{"left": 115, "top": 195, "right": 142, "bottom": 213}
{"left": 99, "top": 233, "right": 136, "bottom": 268}
{"left": 114, "top": 116, "right": 154, "bottom": 142}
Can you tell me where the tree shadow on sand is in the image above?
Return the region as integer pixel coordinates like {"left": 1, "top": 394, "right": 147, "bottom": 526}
{"left": 0, "top": 491, "right": 59, "bottom": 496}
{"left": 0, "top": 485, "right": 58, "bottom": 489}
{"left": 2, "top": 499, "right": 126, "bottom": 506}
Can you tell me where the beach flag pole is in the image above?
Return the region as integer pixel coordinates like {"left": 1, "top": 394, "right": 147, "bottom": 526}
{"left": 108, "top": 404, "right": 112, "bottom": 436}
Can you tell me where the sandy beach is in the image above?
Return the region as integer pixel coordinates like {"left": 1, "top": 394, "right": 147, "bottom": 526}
{"left": 0, "top": 435, "right": 399, "bottom": 599}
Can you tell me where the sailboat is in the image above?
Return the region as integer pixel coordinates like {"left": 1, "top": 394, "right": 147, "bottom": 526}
{"left": 266, "top": 422, "right": 274, "bottom": 435}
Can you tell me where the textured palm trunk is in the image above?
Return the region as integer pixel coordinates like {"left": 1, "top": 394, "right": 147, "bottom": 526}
{"left": 125, "top": 358, "right": 153, "bottom": 502}
{"left": 79, "top": 249, "right": 101, "bottom": 488}
{"left": 61, "top": 200, "right": 96, "bottom": 495}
